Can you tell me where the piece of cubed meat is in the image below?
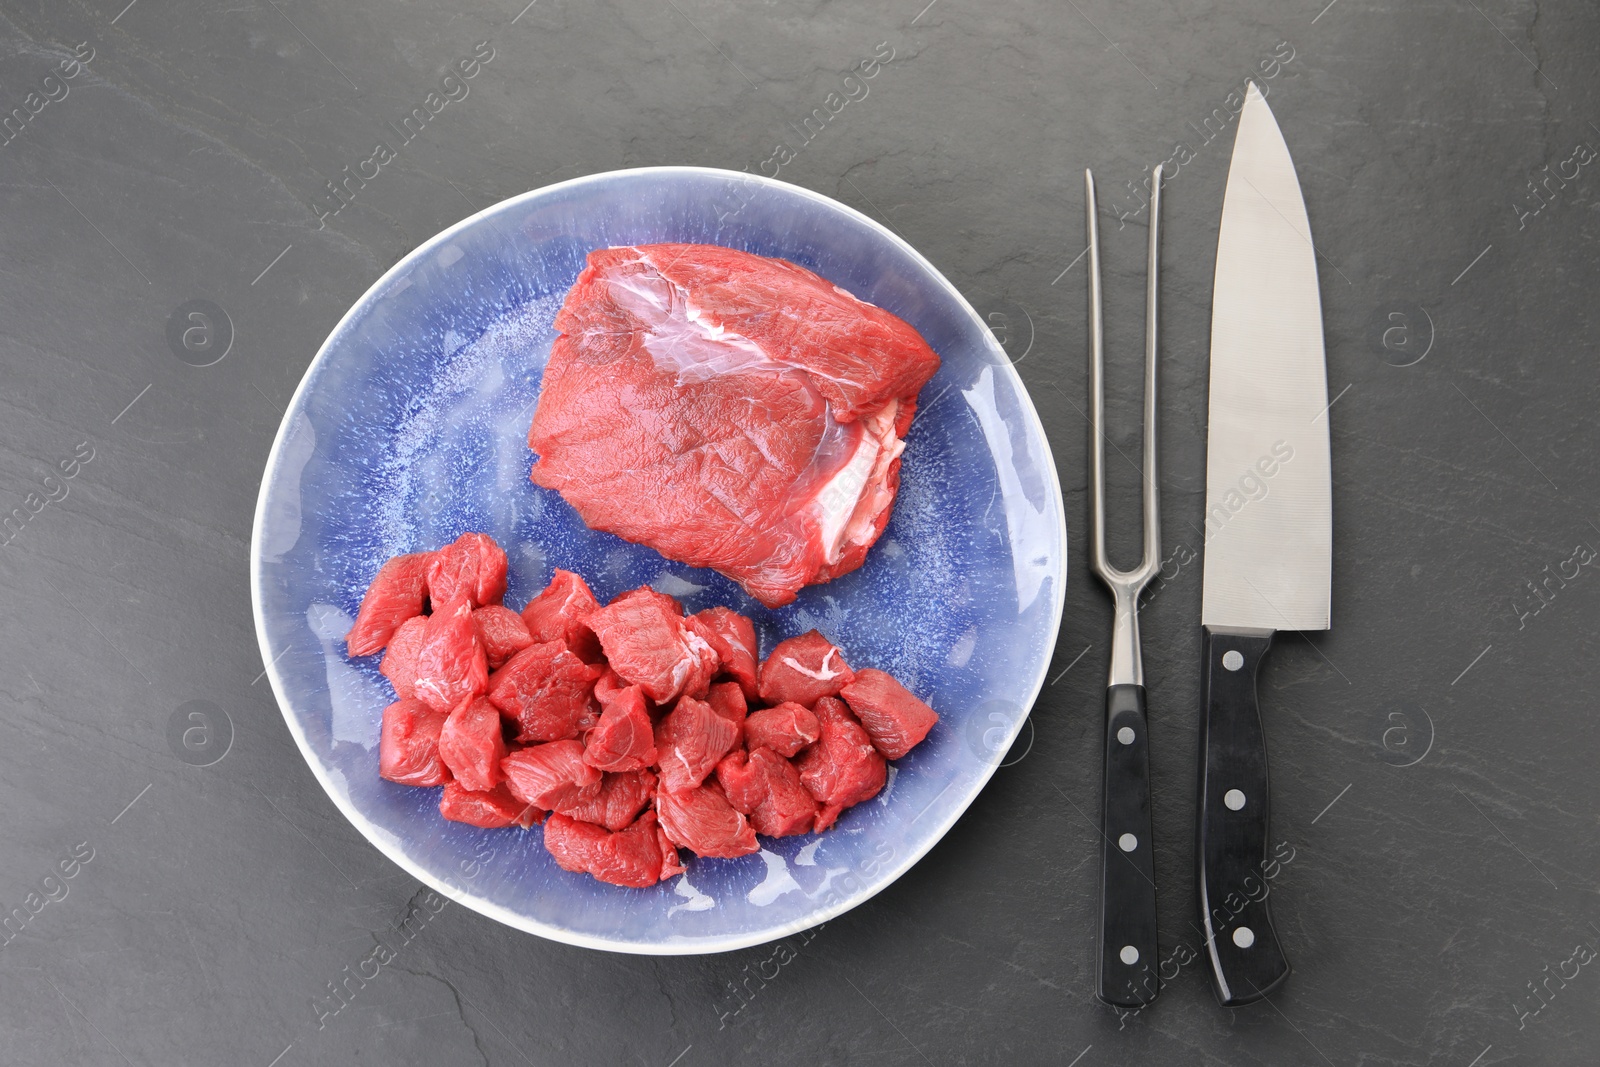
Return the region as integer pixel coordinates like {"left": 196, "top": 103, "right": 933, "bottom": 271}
{"left": 705, "top": 681, "right": 747, "bottom": 747}
{"left": 687, "top": 607, "right": 759, "bottom": 699}
{"left": 412, "top": 596, "right": 489, "bottom": 714}
{"left": 439, "top": 781, "right": 539, "bottom": 828}
{"left": 613, "top": 585, "right": 684, "bottom": 615}
{"left": 346, "top": 551, "right": 432, "bottom": 655}
{"left": 379, "top": 698, "right": 452, "bottom": 786}
{"left": 554, "top": 769, "right": 658, "bottom": 831}
{"left": 796, "top": 696, "right": 886, "bottom": 830}
{"left": 502, "top": 740, "right": 603, "bottom": 811}
{"left": 742, "top": 701, "right": 820, "bottom": 758}
{"left": 758, "top": 630, "right": 855, "bottom": 708}
{"left": 657, "top": 823, "right": 686, "bottom": 880}
{"left": 544, "top": 810, "right": 670, "bottom": 888}
{"left": 592, "top": 667, "right": 628, "bottom": 705}
{"left": 583, "top": 685, "right": 657, "bottom": 772}
{"left": 437, "top": 697, "right": 507, "bottom": 793}
{"left": 586, "top": 587, "right": 718, "bottom": 704}
{"left": 716, "top": 747, "right": 817, "bottom": 837}
{"left": 425, "top": 532, "right": 508, "bottom": 607}
{"left": 655, "top": 781, "right": 759, "bottom": 859}
{"left": 487, "top": 639, "right": 602, "bottom": 742}
{"left": 521, "top": 568, "right": 603, "bottom": 662}
{"left": 840, "top": 668, "right": 939, "bottom": 760}
{"left": 472, "top": 605, "right": 533, "bottom": 670}
{"left": 380, "top": 614, "right": 428, "bottom": 699}
{"left": 654, "top": 695, "right": 739, "bottom": 794}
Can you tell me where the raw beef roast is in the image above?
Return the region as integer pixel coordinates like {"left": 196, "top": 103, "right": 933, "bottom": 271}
{"left": 527, "top": 244, "right": 941, "bottom": 607}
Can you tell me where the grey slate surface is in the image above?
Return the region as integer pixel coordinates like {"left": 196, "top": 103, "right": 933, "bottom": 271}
{"left": 1, "top": 0, "right": 1597, "bottom": 1064}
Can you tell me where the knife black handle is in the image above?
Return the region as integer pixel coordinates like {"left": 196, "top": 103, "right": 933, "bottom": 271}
{"left": 1097, "top": 683, "right": 1159, "bottom": 1008}
{"left": 1196, "top": 626, "right": 1289, "bottom": 1006}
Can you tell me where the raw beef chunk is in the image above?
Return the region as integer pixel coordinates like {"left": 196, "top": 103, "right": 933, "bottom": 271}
{"left": 688, "top": 607, "right": 759, "bottom": 699}
{"left": 796, "top": 696, "right": 886, "bottom": 830}
{"left": 743, "top": 702, "right": 820, "bottom": 758}
{"left": 437, "top": 696, "right": 507, "bottom": 793}
{"left": 486, "top": 640, "right": 601, "bottom": 742}
{"left": 502, "top": 741, "right": 602, "bottom": 812}
{"left": 379, "top": 699, "right": 452, "bottom": 787}
{"left": 380, "top": 615, "right": 428, "bottom": 699}
{"left": 472, "top": 605, "right": 533, "bottom": 670}
{"left": 583, "top": 684, "right": 658, "bottom": 772}
{"left": 527, "top": 244, "right": 940, "bottom": 607}
{"left": 544, "top": 811, "right": 669, "bottom": 888}
{"left": 440, "top": 781, "right": 539, "bottom": 828}
{"left": 653, "top": 695, "right": 740, "bottom": 794}
{"left": 655, "top": 782, "right": 759, "bottom": 859}
{"left": 554, "top": 769, "right": 658, "bottom": 832}
{"left": 717, "top": 747, "right": 817, "bottom": 837}
{"left": 521, "top": 568, "right": 603, "bottom": 662}
{"left": 586, "top": 588, "right": 718, "bottom": 704}
{"left": 841, "top": 669, "right": 939, "bottom": 760}
{"left": 425, "top": 532, "right": 508, "bottom": 608}
{"left": 347, "top": 551, "right": 432, "bottom": 655}
{"left": 758, "top": 630, "right": 855, "bottom": 708}
{"left": 413, "top": 596, "right": 489, "bottom": 714}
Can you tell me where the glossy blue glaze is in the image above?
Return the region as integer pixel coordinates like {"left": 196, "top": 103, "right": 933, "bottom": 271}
{"left": 251, "top": 167, "right": 1067, "bottom": 954}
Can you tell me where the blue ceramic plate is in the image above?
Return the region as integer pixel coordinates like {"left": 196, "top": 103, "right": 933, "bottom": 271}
{"left": 251, "top": 167, "right": 1066, "bottom": 954}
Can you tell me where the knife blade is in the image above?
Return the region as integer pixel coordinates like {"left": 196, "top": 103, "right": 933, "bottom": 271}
{"left": 1196, "top": 81, "right": 1331, "bottom": 1007}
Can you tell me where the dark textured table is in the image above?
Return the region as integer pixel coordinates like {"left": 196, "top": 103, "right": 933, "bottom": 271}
{"left": 3, "top": 1, "right": 1597, "bottom": 1064}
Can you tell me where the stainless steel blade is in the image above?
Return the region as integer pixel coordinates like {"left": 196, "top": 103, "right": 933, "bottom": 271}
{"left": 1201, "top": 82, "right": 1331, "bottom": 633}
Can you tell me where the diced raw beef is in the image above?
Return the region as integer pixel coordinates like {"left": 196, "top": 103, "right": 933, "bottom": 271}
{"left": 380, "top": 615, "right": 428, "bottom": 699}
{"left": 743, "top": 701, "right": 820, "bottom": 758}
{"left": 413, "top": 596, "right": 489, "bottom": 714}
{"left": 425, "top": 532, "right": 508, "bottom": 607}
{"left": 655, "top": 782, "right": 759, "bottom": 859}
{"left": 472, "top": 605, "right": 533, "bottom": 670}
{"left": 758, "top": 630, "right": 855, "bottom": 708}
{"left": 687, "top": 608, "right": 759, "bottom": 699}
{"left": 347, "top": 551, "right": 432, "bottom": 655}
{"left": 502, "top": 741, "right": 603, "bottom": 812}
{"left": 657, "top": 824, "right": 686, "bottom": 880}
{"left": 705, "top": 681, "right": 748, "bottom": 747}
{"left": 554, "top": 769, "right": 658, "bottom": 831}
{"left": 796, "top": 696, "right": 886, "bottom": 830}
{"left": 437, "top": 697, "right": 507, "bottom": 793}
{"left": 439, "top": 781, "right": 539, "bottom": 828}
{"left": 841, "top": 668, "right": 939, "bottom": 760}
{"left": 586, "top": 588, "right": 718, "bottom": 704}
{"left": 521, "top": 568, "right": 603, "bottom": 662}
{"left": 544, "top": 811, "right": 667, "bottom": 888}
{"left": 487, "top": 640, "right": 602, "bottom": 742}
{"left": 379, "top": 699, "right": 452, "bottom": 787}
{"left": 583, "top": 684, "right": 657, "bottom": 772}
{"left": 717, "top": 747, "right": 817, "bottom": 837}
{"left": 593, "top": 667, "right": 628, "bottom": 706}
{"left": 527, "top": 244, "right": 940, "bottom": 607}
{"left": 654, "top": 695, "right": 739, "bottom": 794}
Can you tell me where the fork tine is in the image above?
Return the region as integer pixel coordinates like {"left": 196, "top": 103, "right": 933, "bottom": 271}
{"left": 1085, "top": 168, "right": 1108, "bottom": 581}
{"left": 1142, "top": 164, "right": 1163, "bottom": 574}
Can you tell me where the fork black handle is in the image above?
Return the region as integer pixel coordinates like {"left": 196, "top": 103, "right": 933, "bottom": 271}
{"left": 1097, "top": 683, "right": 1159, "bottom": 1008}
{"left": 1196, "top": 626, "right": 1290, "bottom": 1006}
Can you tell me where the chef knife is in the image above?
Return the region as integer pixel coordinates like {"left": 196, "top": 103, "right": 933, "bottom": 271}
{"left": 1196, "top": 82, "right": 1331, "bottom": 1007}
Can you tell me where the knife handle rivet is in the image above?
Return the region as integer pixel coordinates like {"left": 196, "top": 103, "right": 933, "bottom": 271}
{"left": 1224, "top": 789, "right": 1247, "bottom": 810}
{"left": 1222, "top": 650, "right": 1244, "bottom": 671}
{"left": 1117, "top": 726, "right": 1135, "bottom": 745}
{"left": 1232, "top": 926, "right": 1255, "bottom": 949}
{"left": 1119, "top": 945, "right": 1140, "bottom": 965}
{"left": 1118, "top": 833, "right": 1138, "bottom": 852}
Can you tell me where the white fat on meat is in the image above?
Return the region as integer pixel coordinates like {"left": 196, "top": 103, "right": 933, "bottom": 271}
{"left": 604, "top": 250, "right": 773, "bottom": 381}
{"left": 808, "top": 398, "right": 905, "bottom": 566}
